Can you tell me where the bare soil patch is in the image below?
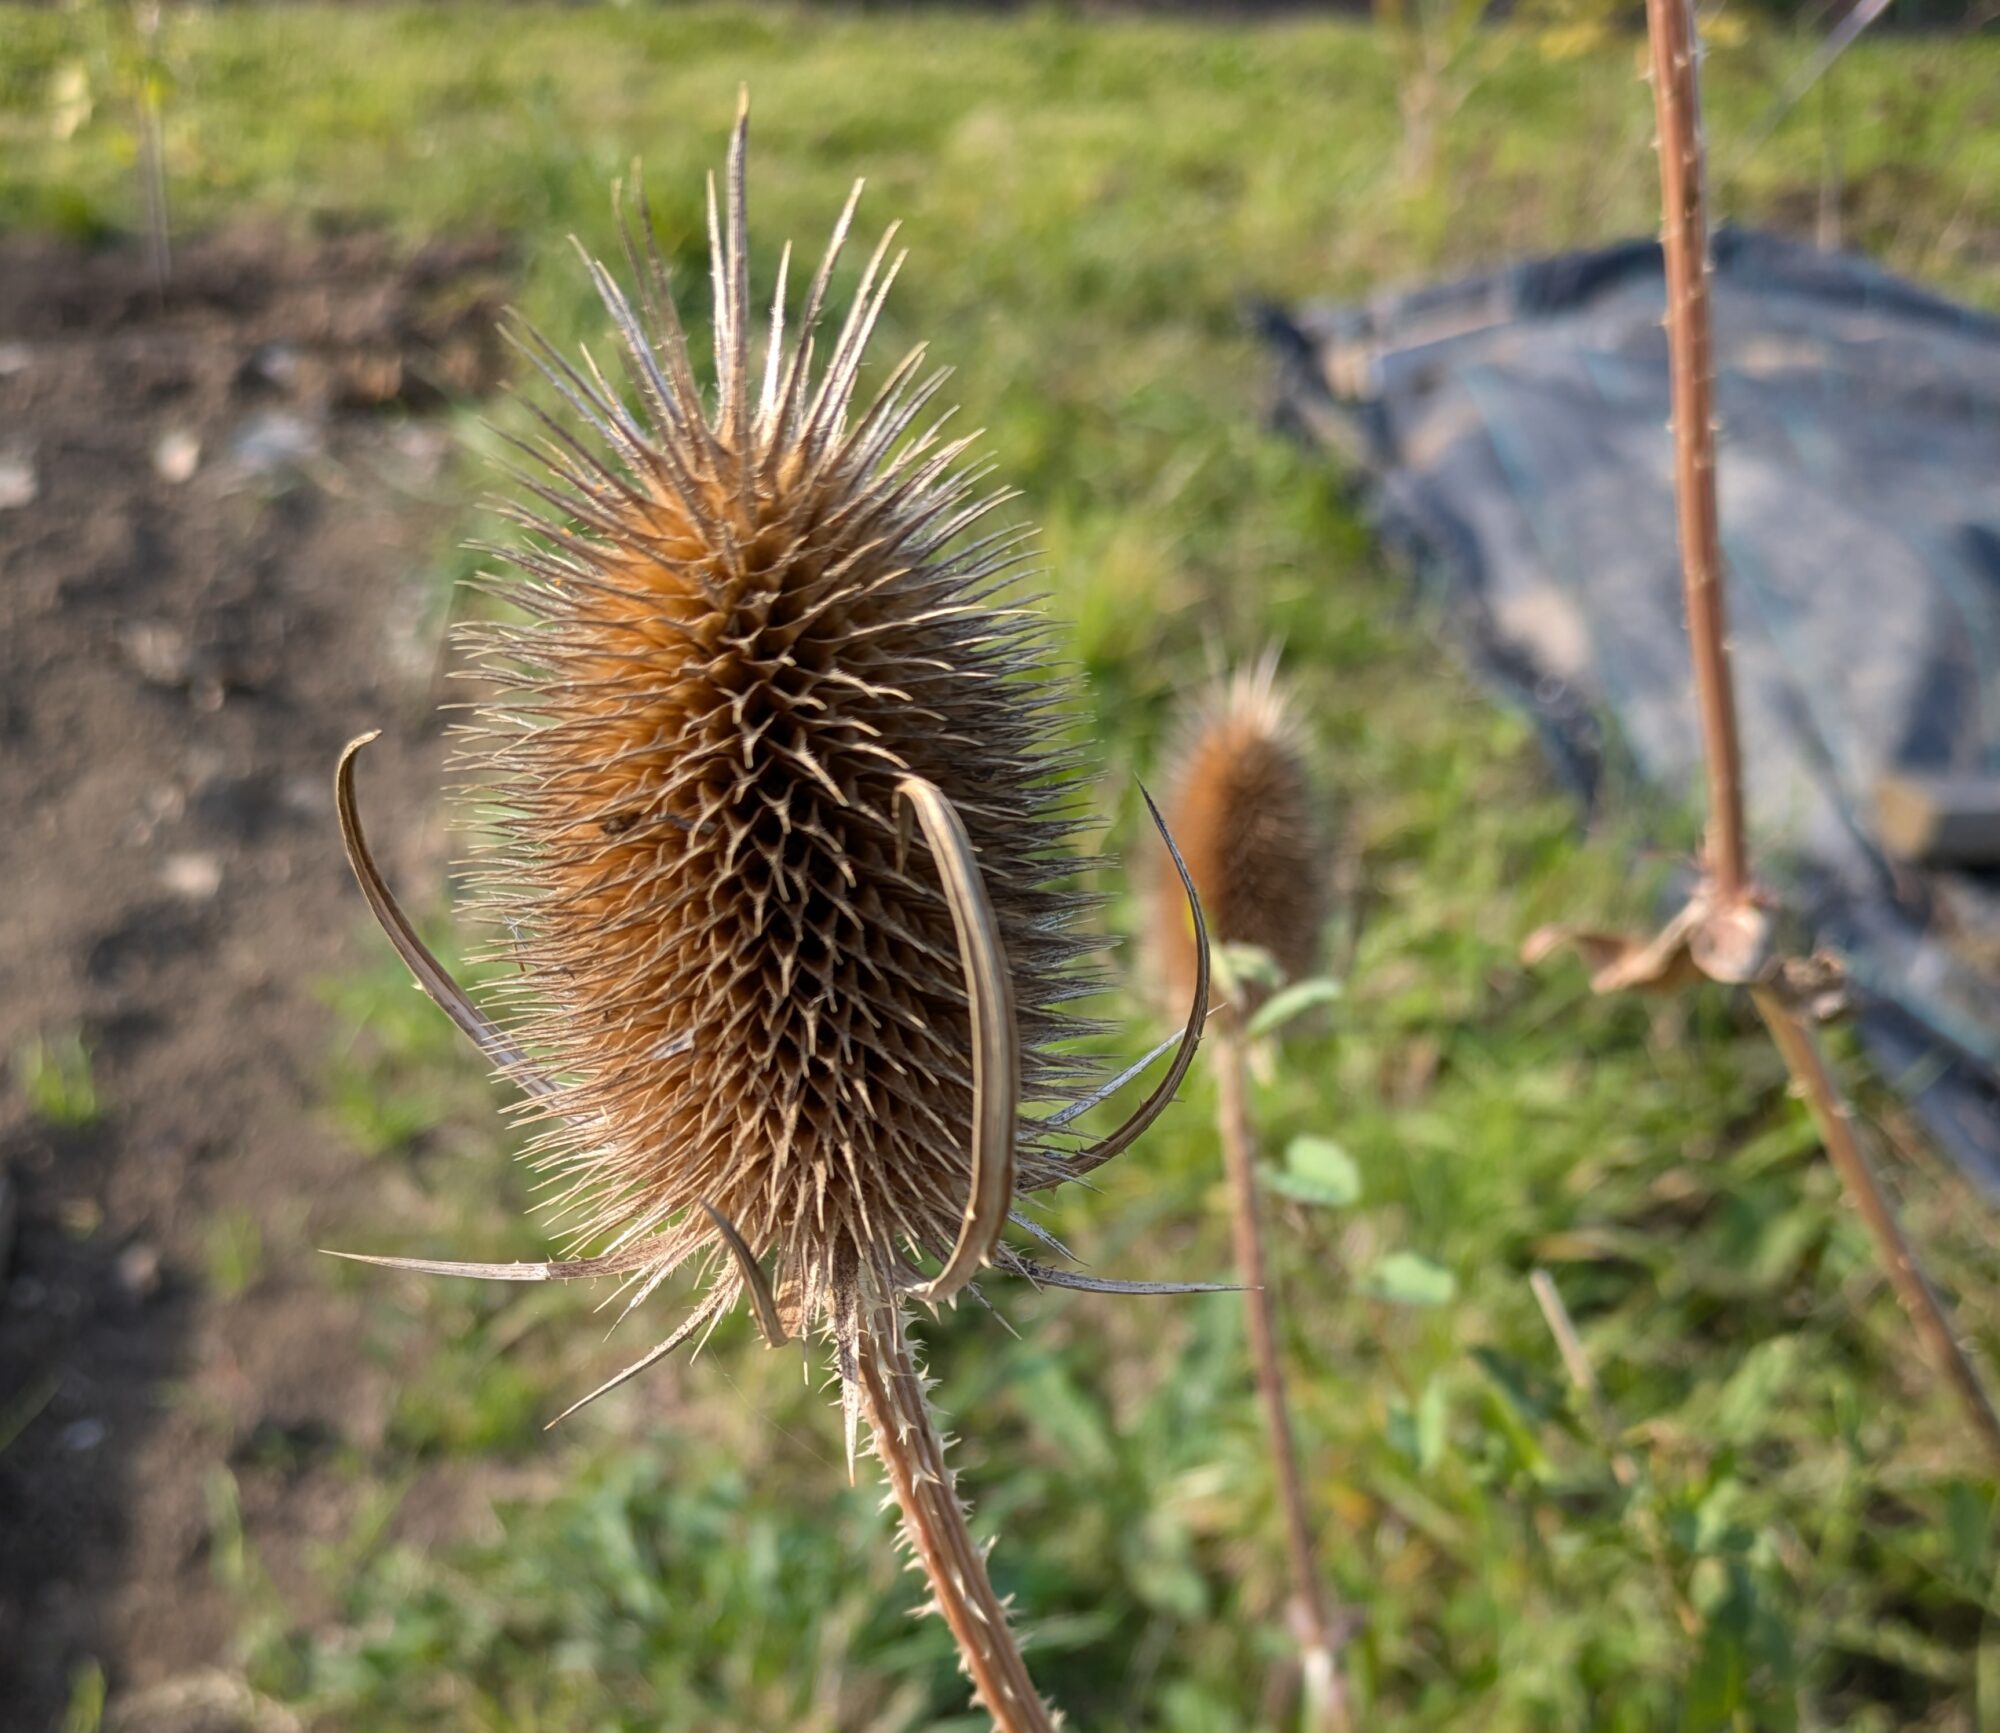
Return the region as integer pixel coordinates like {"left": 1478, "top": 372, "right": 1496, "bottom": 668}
{"left": 0, "top": 227, "right": 510, "bottom": 1731}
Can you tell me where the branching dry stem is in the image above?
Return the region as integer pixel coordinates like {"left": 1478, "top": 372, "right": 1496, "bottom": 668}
{"left": 1642, "top": 0, "right": 2000, "bottom": 1465}
{"left": 1213, "top": 1019, "right": 1351, "bottom": 1732}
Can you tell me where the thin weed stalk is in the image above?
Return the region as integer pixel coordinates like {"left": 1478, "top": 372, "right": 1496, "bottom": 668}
{"left": 135, "top": 3, "right": 171, "bottom": 295}
{"left": 1646, "top": 0, "right": 1742, "bottom": 903}
{"left": 1749, "top": 992, "right": 2000, "bottom": 1463}
{"left": 1213, "top": 1017, "right": 1350, "bottom": 1732}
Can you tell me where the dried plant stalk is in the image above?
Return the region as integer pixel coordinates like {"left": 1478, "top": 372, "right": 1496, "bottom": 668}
{"left": 1641, "top": 0, "right": 2000, "bottom": 1462}
{"left": 1156, "top": 661, "right": 1349, "bottom": 1730}
{"left": 1530, "top": 1270, "right": 1699, "bottom": 1637}
{"left": 1646, "top": 0, "right": 1745, "bottom": 904}
{"left": 1213, "top": 1021, "right": 1350, "bottom": 1731}
{"left": 1750, "top": 992, "right": 2000, "bottom": 1462}
{"left": 332, "top": 94, "right": 1219, "bottom": 1727}
{"left": 860, "top": 1301, "right": 1057, "bottom": 1733}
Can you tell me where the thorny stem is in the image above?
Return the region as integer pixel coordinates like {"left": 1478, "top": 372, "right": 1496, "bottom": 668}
{"left": 1751, "top": 994, "right": 2000, "bottom": 1465}
{"left": 1213, "top": 1020, "right": 1351, "bottom": 1732}
{"left": 1644, "top": 0, "right": 2000, "bottom": 1465}
{"left": 1646, "top": 0, "right": 1746, "bottom": 904}
{"left": 859, "top": 1307, "right": 1059, "bottom": 1733}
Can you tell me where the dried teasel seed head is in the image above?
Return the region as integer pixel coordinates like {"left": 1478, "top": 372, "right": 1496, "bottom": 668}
{"left": 336, "top": 99, "right": 1215, "bottom": 1433}
{"left": 450, "top": 101, "right": 1119, "bottom": 1388}
{"left": 1150, "top": 654, "right": 1327, "bottom": 1013}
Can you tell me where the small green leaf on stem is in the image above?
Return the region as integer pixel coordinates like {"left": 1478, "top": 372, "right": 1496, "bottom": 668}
{"left": 1217, "top": 941, "right": 1283, "bottom": 993}
{"left": 1245, "top": 977, "right": 1343, "bottom": 1040}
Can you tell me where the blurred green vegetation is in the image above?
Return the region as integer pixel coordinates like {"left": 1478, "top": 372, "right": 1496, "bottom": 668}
{"left": 8, "top": 4, "right": 2000, "bottom": 1729}
{"left": 12, "top": 1028, "right": 103, "bottom": 1132}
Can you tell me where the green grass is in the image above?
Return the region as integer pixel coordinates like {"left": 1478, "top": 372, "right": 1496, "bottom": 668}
{"left": 59, "top": 1660, "right": 106, "bottom": 1733}
{"left": 200, "top": 1209, "right": 266, "bottom": 1302}
{"left": 13, "top": 1028, "right": 102, "bottom": 1131}
{"left": 9, "top": 5, "right": 2000, "bottom": 1729}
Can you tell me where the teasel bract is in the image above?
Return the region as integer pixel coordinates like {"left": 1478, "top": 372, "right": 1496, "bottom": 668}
{"left": 332, "top": 95, "right": 1212, "bottom": 1731}
{"left": 1152, "top": 654, "right": 1350, "bottom": 1732}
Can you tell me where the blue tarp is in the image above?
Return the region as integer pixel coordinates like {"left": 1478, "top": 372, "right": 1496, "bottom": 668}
{"left": 1265, "top": 230, "right": 2000, "bottom": 1186}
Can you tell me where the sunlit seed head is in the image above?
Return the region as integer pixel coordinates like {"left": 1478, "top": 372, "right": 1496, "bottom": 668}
{"left": 453, "top": 102, "right": 1102, "bottom": 1350}
{"left": 1150, "top": 653, "right": 1327, "bottom": 1012}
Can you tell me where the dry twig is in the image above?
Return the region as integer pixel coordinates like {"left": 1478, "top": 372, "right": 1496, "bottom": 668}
{"left": 1527, "top": 0, "right": 2000, "bottom": 1467}
{"left": 1215, "top": 1019, "right": 1351, "bottom": 1731}
{"left": 1641, "top": 0, "right": 2000, "bottom": 1465}
{"left": 1530, "top": 1269, "right": 1699, "bottom": 1637}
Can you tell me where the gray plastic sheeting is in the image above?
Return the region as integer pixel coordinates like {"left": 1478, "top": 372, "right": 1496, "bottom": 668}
{"left": 1264, "top": 230, "right": 2000, "bottom": 1187}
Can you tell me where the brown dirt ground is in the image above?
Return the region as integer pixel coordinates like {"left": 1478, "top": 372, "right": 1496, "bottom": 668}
{"left": 0, "top": 228, "right": 512, "bottom": 1732}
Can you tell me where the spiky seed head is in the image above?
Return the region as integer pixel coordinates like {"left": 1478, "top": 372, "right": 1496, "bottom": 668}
{"left": 1150, "top": 655, "right": 1326, "bottom": 1012}
{"left": 456, "top": 104, "right": 1102, "bottom": 1370}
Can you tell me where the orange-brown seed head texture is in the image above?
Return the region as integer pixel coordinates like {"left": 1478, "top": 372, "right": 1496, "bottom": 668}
{"left": 1154, "top": 662, "right": 1326, "bottom": 1010}
{"left": 456, "top": 123, "right": 1098, "bottom": 1340}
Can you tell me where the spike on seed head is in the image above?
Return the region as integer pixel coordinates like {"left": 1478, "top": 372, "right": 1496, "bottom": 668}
{"left": 1150, "top": 652, "right": 1327, "bottom": 1011}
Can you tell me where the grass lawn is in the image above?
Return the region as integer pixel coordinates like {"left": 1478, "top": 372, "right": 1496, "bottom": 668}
{"left": 9, "top": 5, "right": 2000, "bottom": 1729}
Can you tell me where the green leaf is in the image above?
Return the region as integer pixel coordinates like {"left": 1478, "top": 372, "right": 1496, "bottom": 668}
{"left": 1244, "top": 976, "right": 1343, "bottom": 1039}
{"left": 1945, "top": 1480, "right": 1995, "bottom": 1590}
{"left": 1216, "top": 941, "right": 1283, "bottom": 995}
{"left": 1364, "top": 1250, "right": 1458, "bottom": 1307}
{"left": 1262, "top": 1135, "right": 1362, "bottom": 1207}
{"left": 1384, "top": 1377, "right": 1457, "bottom": 1474}
{"left": 1416, "top": 1374, "right": 1450, "bottom": 1471}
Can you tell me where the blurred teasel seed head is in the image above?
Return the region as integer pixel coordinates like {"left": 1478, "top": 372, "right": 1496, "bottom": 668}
{"left": 1151, "top": 653, "right": 1326, "bottom": 1014}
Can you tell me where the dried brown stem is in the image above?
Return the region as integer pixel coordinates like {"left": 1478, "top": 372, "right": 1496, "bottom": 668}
{"left": 1213, "top": 1021, "right": 1350, "bottom": 1732}
{"left": 1751, "top": 993, "right": 2000, "bottom": 1464}
{"left": 1643, "top": 0, "right": 2000, "bottom": 1466}
{"left": 1646, "top": 0, "right": 1746, "bottom": 903}
{"left": 859, "top": 1307, "right": 1058, "bottom": 1733}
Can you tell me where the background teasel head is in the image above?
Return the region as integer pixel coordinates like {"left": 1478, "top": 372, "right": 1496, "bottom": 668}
{"left": 333, "top": 97, "right": 1209, "bottom": 1438}
{"left": 1150, "top": 653, "right": 1328, "bottom": 1015}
